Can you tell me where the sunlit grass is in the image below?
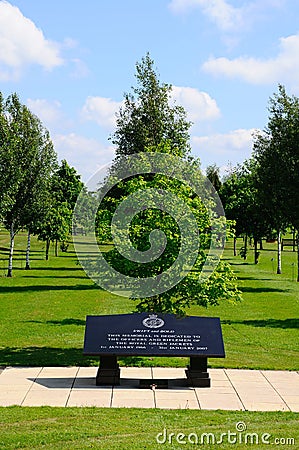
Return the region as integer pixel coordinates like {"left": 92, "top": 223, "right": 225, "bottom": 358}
{"left": 0, "top": 229, "right": 298, "bottom": 370}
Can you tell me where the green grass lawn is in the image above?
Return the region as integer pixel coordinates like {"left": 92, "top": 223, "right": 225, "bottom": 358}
{"left": 0, "top": 407, "right": 298, "bottom": 449}
{"left": 0, "top": 230, "right": 298, "bottom": 447}
{"left": 0, "top": 229, "right": 298, "bottom": 370}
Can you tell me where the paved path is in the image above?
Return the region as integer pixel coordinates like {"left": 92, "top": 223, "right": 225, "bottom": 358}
{"left": 0, "top": 367, "right": 298, "bottom": 411}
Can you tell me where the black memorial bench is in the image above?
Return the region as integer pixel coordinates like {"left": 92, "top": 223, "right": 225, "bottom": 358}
{"left": 83, "top": 313, "right": 225, "bottom": 388}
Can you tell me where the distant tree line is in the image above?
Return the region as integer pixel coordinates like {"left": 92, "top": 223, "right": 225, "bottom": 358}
{"left": 0, "top": 93, "right": 85, "bottom": 276}
{"left": 207, "top": 85, "right": 299, "bottom": 281}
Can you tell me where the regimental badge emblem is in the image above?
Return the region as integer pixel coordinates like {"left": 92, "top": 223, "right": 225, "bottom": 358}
{"left": 142, "top": 314, "right": 165, "bottom": 329}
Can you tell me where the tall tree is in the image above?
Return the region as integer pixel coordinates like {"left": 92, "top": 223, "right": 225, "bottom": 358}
{"left": 36, "top": 160, "right": 83, "bottom": 258}
{"left": 51, "top": 159, "right": 84, "bottom": 210}
{"left": 94, "top": 55, "right": 241, "bottom": 314}
{"left": 37, "top": 202, "right": 72, "bottom": 260}
{"left": 206, "top": 164, "right": 222, "bottom": 192}
{"left": 220, "top": 160, "right": 271, "bottom": 263}
{"left": 0, "top": 93, "right": 57, "bottom": 276}
{"left": 253, "top": 85, "right": 299, "bottom": 277}
{"left": 110, "top": 53, "right": 192, "bottom": 158}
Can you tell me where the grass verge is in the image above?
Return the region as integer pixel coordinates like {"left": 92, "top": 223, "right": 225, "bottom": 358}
{"left": 0, "top": 407, "right": 298, "bottom": 449}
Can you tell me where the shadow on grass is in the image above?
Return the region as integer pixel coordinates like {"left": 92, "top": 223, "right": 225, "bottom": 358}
{"left": 223, "top": 318, "right": 298, "bottom": 329}
{"left": 240, "top": 286, "right": 287, "bottom": 293}
{"left": 237, "top": 276, "right": 274, "bottom": 281}
{"left": 0, "top": 347, "right": 187, "bottom": 367}
{"left": 26, "top": 267, "right": 83, "bottom": 271}
{"left": 0, "top": 347, "right": 99, "bottom": 366}
{"left": 23, "top": 275, "right": 88, "bottom": 280}
{"left": 225, "top": 261, "right": 251, "bottom": 266}
{"left": 25, "top": 318, "right": 86, "bottom": 326}
{"left": 0, "top": 284, "right": 101, "bottom": 293}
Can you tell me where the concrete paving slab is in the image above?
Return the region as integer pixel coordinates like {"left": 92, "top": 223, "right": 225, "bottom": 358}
{"left": 22, "top": 389, "right": 71, "bottom": 407}
{"left": 287, "top": 404, "right": 299, "bottom": 412}
{"left": 280, "top": 395, "right": 299, "bottom": 404}
{"left": 196, "top": 393, "right": 244, "bottom": 411}
{"left": 208, "top": 369, "right": 228, "bottom": 380}
{"left": 152, "top": 368, "right": 186, "bottom": 379}
{"left": 29, "top": 367, "right": 79, "bottom": 390}
{"left": 199, "top": 387, "right": 236, "bottom": 395}
{"left": 0, "top": 398, "right": 26, "bottom": 407}
{"left": 0, "top": 367, "right": 42, "bottom": 386}
{"left": 210, "top": 380, "right": 235, "bottom": 389}
{"left": 262, "top": 370, "right": 299, "bottom": 382}
{"left": 156, "top": 399, "right": 200, "bottom": 410}
{"left": 155, "top": 388, "right": 200, "bottom": 410}
{"left": 112, "top": 388, "right": 155, "bottom": 408}
{"left": 37, "top": 367, "right": 79, "bottom": 377}
{"left": 72, "top": 367, "right": 98, "bottom": 389}
{"left": 225, "top": 369, "right": 266, "bottom": 381}
{"left": 245, "top": 402, "right": 290, "bottom": 412}
{"left": 121, "top": 367, "right": 152, "bottom": 379}
{"left": 29, "top": 378, "right": 74, "bottom": 390}
{"left": 0, "top": 367, "right": 298, "bottom": 410}
{"left": 67, "top": 388, "right": 112, "bottom": 407}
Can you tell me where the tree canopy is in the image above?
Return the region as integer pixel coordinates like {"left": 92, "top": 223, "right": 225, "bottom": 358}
{"left": 93, "top": 55, "right": 241, "bottom": 314}
{"left": 110, "top": 53, "right": 192, "bottom": 158}
{"left": 252, "top": 84, "right": 299, "bottom": 278}
{"left": 0, "top": 92, "right": 57, "bottom": 276}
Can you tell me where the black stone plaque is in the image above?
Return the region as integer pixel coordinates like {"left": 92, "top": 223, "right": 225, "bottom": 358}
{"left": 83, "top": 313, "right": 225, "bottom": 357}
{"left": 83, "top": 313, "right": 225, "bottom": 387}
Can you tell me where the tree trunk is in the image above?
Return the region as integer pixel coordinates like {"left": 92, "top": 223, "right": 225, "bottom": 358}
{"left": 293, "top": 228, "right": 296, "bottom": 252}
{"left": 55, "top": 239, "right": 58, "bottom": 257}
{"left": 254, "top": 238, "right": 259, "bottom": 264}
{"left": 233, "top": 236, "right": 237, "bottom": 256}
{"left": 7, "top": 223, "right": 15, "bottom": 277}
{"left": 277, "top": 230, "right": 282, "bottom": 274}
{"left": 259, "top": 239, "right": 263, "bottom": 250}
{"left": 244, "top": 234, "right": 248, "bottom": 260}
{"left": 296, "top": 231, "right": 299, "bottom": 282}
{"left": 46, "top": 239, "right": 50, "bottom": 261}
{"left": 25, "top": 230, "right": 31, "bottom": 270}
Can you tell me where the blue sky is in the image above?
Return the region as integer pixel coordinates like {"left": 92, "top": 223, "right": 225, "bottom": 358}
{"left": 1, "top": 0, "right": 299, "bottom": 181}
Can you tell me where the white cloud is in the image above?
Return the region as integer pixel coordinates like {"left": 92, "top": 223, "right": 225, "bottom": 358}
{"left": 81, "top": 96, "right": 123, "bottom": 129}
{"left": 53, "top": 133, "right": 115, "bottom": 182}
{"left": 169, "top": 0, "right": 245, "bottom": 31}
{"left": 192, "top": 128, "right": 257, "bottom": 165}
{"left": 202, "top": 32, "right": 299, "bottom": 88}
{"left": 171, "top": 86, "right": 221, "bottom": 123}
{"left": 81, "top": 88, "right": 220, "bottom": 132}
{"left": 169, "top": 0, "right": 285, "bottom": 33}
{"left": 27, "top": 98, "right": 63, "bottom": 125}
{"left": 0, "top": 1, "right": 63, "bottom": 80}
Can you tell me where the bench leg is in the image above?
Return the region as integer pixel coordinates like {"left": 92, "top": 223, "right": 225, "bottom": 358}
{"left": 96, "top": 355, "right": 120, "bottom": 386}
{"left": 186, "top": 356, "right": 210, "bottom": 387}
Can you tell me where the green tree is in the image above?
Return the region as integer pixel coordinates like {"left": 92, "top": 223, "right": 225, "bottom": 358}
{"left": 73, "top": 187, "right": 98, "bottom": 233}
{"left": 97, "top": 144, "right": 241, "bottom": 314}
{"left": 37, "top": 202, "right": 72, "bottom": 260}
{"left": 220, "top": 160, "right": 271, "bottom": 263}
{"left": 0, "top": 93, "right": 57, "bottom": 276}
{"left": 220, "top": 166, "right": 249, "bottom": 257}
{"left": 253, "top": 85, "right": 299, "bottom": 277}
{"left": 206, "top": 164, "right": 222, "bottom": 192}
{"left": 110, "top": 53, "right": 191, "bottom": 158}
{"left": 95, "top": 55, "right": 241, "bottom": 314}
{"left": 37, "top": 160, "right": 83, "bottom": 258}
{"left": 51, "top": 159, "right": 84, "bottom": 210}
